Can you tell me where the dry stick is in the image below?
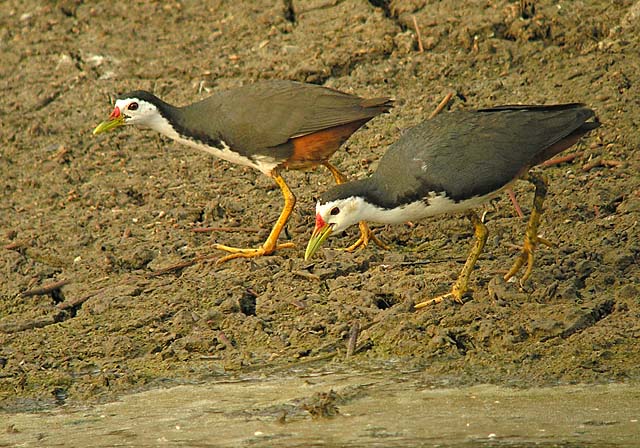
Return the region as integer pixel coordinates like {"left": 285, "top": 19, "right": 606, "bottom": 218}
{"left": 57, "top": 289, "right": 102, "bottom": 311}
{"left": 218, "top": 331, "right": 237, "bottom": 351}
{"left": 292, "top": 270, "right": 321, "bottom": 281}
{"left": 507, "top": 188, "right": 525, "bottom": 218}
{"left": 149, "top": 254, "right": 219, "bottom": 276}
{"left": 2, "top": 279, "right": 148, "bottom": 334}
{"left": 3, "top": 288, "right": 99, "bottom": 334}
{"left": 0, "top": 314, "right": 63, "bottom": 334}
{"left": 428, "top": 92, "right": 454, "bottom": 120}
{"left": 191, "top": 226, "right": 262, "bottom": 233}
{"left": 155, "top": 227, "right": 262, "bottom": 274}
{"left": 540, "top": 151, "right": 584, "bottom": 168}
{"left": 4, "top": 240, "right": 26, "bottom": 250}
{"left": 346, "top": 321, "right": 360, "bottom": 358}
{"left": 21, "top": 280, "right": 69, "bottom": 298}
{"left": 412, "top": 15, "right": 424, "bottom": 53}
{"left": 582, "top": 157, "right": 623, "bottom": 171}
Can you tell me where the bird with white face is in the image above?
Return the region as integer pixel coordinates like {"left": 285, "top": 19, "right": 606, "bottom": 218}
{"left": 305, "top": 103, "right": 600, "bottom": 308}
{"left": 93, "top": 96, "right": 172, "bottom": 135}
{"left": 92, "top": 81, "right": 393, "bottom": 263}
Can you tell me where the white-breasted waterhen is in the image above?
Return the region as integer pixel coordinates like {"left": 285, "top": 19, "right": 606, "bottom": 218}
{"left": 305, "top": 104, "right": 600, "bottom": 308}
{"left": 93, "top": 80, "right": 392, "bottom": 263}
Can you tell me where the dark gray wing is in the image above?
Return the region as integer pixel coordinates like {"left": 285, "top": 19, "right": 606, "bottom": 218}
{"left": 179, "top": 80, "right": 391, "bottom": 160}
{"left": 366, "top": 104, "right": 596, "bottom": 207}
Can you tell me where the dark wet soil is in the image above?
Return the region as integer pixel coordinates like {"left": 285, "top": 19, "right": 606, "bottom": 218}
{"left": 1, "top": 0, "right": 639, "bottom": 412}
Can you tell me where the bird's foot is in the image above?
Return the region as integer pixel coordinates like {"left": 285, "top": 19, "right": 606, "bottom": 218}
{"left": 415, "top": 212, "right": 485, "bottom": 310}
{"left": 504, "top": 171, "right": 553, "bottom": 285}
{"left": 340, "top": 221, "right": 389, "bottom": 252}
{"left": 503, "top": 234, "right": 554, "bottom": 285}
{"left": 414, "top": 285, "right": 465, "bottom": 310}
{"left": 213, "top": 242, "right": 295, "bottom": 264}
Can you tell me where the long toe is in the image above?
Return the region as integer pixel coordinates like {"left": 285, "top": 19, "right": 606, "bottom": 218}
{"left": 414, "top": 288, "right": 465, "bottom": 310}
{"left": 340, "top": 221, "right": 388, "bottom": 252}
{"left": 369, "top": 232, "right": 390, "bottom": 250}
{"left": 214, "top": 242, "right": 295, "bottom": 264}
{"left": 504, "top": 235, "right": 547, "bottom": 284}
{"left": 505, "top": 171, "right": 553, "bottom": 285}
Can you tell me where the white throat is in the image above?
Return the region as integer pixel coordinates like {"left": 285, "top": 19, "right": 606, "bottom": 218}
{"left": 325, "top": 191, "right": 498, "bottom": 233}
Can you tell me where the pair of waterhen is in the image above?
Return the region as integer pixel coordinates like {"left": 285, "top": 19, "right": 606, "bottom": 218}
{"left": 94, "top": 80, "right": 599, "bottom": 307}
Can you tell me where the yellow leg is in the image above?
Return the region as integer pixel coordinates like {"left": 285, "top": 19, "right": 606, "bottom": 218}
{"left": 323, "top": 161, "right": 389, "bottom": 251}
{"left": 504, "top": 172, "right": 554, "bottom": 284}
{"left": 214, "top": 171, "right": 295, "bottom": 263}
{"left": 323, "top": 160, "right": 349, "bottom": 184}
{"left": 415, "top": 212, "right": 488, "bottom": 309}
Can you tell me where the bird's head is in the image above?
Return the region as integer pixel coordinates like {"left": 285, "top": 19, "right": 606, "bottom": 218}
{"left": 304, "top": 196, "right": 364, "bottom": 260}
{"left": 93, "top": 92, "right": 163, "bottom": 135}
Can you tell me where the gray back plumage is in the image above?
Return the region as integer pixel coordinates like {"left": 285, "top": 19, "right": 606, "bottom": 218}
{"left": 321, "top": 104, "right": 598, "bottom": 208}
{"left": 177, "top": 80, "right": 392, "bottom": 161}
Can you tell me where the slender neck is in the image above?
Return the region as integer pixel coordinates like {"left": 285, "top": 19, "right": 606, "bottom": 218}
{"left": 146, "top": 100, "right": 183, "bottom": 138}
{"left": 357, "top": 198, "right": 428, "bottom": 225}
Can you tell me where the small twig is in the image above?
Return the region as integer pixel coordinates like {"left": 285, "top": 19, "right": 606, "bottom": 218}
{"left": 504, "top": 242, "right": 524, "bottom": 251}
{"left": 507, "top": 188, "right": 525, "bottom": 218}
{"left": 21, "top": 280, "right": 69, "bottom": 298}
{"left": 582, "top": 157, "right": 623, "bottom": 171}
{"left": 289, "top": 300, "right": 307, "bottom": 310}
{"left": 56, "top": 291, "right": 96, "bottom": 311}
{"left": 412, "top": 15, "right": 424, "bottom": 52}
{"left": 191, "top": 226, "right": 262, "bottom": 233}
{"left": 581, "top": 157, "right": 601, "bottom": 171}
{"left": 346, "top": 321, "right": 360, "bottom": 358}
{"left": 0, "top": 313, "right": 65, "bottom": 333}
{"left": 392, "top": 260, "right": 433, "bottom": 266}
{"left": 593, "top": 205, "right": 600, "bottom": 219}
{"left": 428, "top": 92, "right": 454, "bottom": 119}
{"left": 540, "top": 151, "right": 584, "bottom": 167}
{"left": 149, "top": 252, "right": 224, "bottom": 276}
{"left": 292, "top": 270, "right": 321, "bottom": 281}
{"left": 4, "top": 240, "right": 27, "bottom": 250}
{"left": 150, "top": 257, "right": 204, "bottom": 276}
{"left": 150, "top": 260, "right": 197, "bottom": 275}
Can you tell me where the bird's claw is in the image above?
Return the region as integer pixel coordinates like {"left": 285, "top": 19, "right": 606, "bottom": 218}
{"left": 414, "top": 287, "right": 465, "bottom": 310}
{"left": 214, "top": 242, "right": 295, "bottom": 264}
{"left": 504, "top": 233, "right": 554, "bottom": 285}
{"left": 339, "top": 221, "right": 389, "bottom": 252}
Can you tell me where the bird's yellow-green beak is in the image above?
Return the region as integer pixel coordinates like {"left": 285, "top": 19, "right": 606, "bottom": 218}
{"left": 93, "top": 106, "right": 125, "bottom": 135}
{"left": 304, "top": 214, "right": 333, "bottom": 260}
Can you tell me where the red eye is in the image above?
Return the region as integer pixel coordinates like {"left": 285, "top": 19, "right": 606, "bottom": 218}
{"left": 128, "top": 102, "right": 139, "bottom": 111}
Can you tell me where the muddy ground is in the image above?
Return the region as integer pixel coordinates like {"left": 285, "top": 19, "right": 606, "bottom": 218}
{"left": 0, "top": 0, "right": 639, "bottom": 412}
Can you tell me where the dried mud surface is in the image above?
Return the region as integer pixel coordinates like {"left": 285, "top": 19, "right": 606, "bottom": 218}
{"left": 1, "top": 0, "right": 639, "bottom": 411}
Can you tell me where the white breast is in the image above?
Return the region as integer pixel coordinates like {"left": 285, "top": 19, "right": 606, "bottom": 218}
{"left": 146, "top": 114, "right": 280, "bottom": 175}
{"left": 360, "top": 191, "right": 499, "bottom": 224}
